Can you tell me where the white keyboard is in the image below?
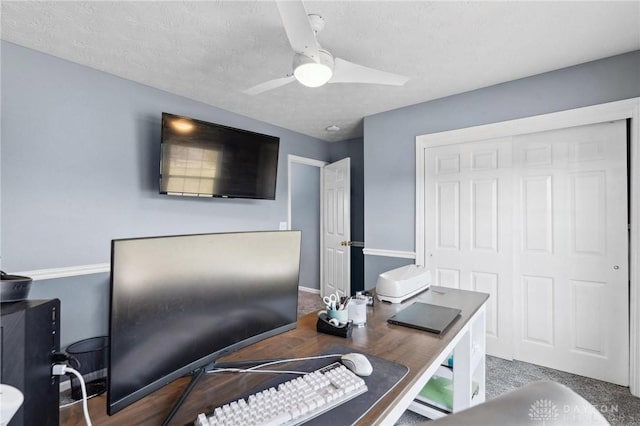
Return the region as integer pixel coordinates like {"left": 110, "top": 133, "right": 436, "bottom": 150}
{"left": 195, "top": 362, "right": 368, "bottom": 426}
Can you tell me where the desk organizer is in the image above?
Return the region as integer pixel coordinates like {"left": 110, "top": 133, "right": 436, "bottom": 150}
{"left": 316, "top": 313, "right": 353, "bottom": 338}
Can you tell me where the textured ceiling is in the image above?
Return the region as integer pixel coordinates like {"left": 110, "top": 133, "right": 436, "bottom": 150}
{"left": 2, "top": 1, "right": 639, "bottom": 142}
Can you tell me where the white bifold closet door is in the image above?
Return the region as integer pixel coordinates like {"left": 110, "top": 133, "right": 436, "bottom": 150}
{"left": 424, "top": 120, "right": 629, "bottom": 386}
{"left": 425, "top": 137, "right": 514, "bottom": 360}
{"left": 512, "top": 121, "right": 628, "bottom": 386}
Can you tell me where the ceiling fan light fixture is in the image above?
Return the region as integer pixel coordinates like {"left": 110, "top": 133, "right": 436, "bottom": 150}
{"left": 293, "top": 51, "right": 334, "bottom": 88}
{"left": 294, "top": 62, "right": 332, "bottom": 87}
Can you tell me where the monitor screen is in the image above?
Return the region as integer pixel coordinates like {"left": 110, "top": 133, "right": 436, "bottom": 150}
{"left": 159, "top": 112, "right": 280, "bottom": 199}
{"left": 107, "top": 231, "right": 301, "bottom": 414}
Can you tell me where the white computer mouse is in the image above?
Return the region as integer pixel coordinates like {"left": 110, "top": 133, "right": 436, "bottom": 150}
{"left": 340, "top": 353, "right": 373, "bottom": 377}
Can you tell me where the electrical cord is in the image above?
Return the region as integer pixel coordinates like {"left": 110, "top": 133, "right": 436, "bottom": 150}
{"left": 246, "top": 353, "right": 343, "bottom": 370}
{"left": 207, "top": 368, "right": 308, "bottom": 375}
{"left": 206, "top": 353, "right": 344, "bottom": 376}
{"left": 52, "top": 364, "right": 93, "bottom": 426}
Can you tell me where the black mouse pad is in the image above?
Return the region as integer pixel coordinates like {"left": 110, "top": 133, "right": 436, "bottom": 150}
{"left": 211, "top": 345, "right": 409, "bottom": 425}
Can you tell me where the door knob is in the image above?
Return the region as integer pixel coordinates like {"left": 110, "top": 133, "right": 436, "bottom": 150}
{"left": 614, "top": 265, "right": 620, "bottom": 270}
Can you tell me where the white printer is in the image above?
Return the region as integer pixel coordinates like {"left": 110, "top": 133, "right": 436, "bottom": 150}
{"left": 376, "top": 264, "right": 431, "bottom": 303}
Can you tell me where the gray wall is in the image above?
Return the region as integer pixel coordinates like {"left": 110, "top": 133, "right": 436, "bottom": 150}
{"left": 28, "top": 273, "right": 110, "bottom": 347}
{"left": 1, "top": 41, "right": 331, "bottom": 347}
{"left": 2, "top": 41, "right": 331, "bottom": 271}
{"left": 363, "top": 50, "right": 640, "bottom": 287}
{"left": 291, "top": 163, "right": 321, "bottom": 290}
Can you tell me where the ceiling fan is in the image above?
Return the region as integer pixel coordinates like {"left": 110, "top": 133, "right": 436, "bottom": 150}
{"left": 244, "top": 1, "right": 409, "bottom": 95}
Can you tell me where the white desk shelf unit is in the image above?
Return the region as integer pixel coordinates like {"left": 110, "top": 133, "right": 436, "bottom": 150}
{"left": 408, "top": 299, "right": 487, "bottom": 419}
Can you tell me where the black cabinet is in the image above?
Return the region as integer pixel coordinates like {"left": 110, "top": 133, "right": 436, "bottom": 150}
{"left": 1, "top": 299, "right": 60, "bottom": 426}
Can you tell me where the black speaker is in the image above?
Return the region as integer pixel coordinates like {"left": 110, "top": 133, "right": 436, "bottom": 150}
{"left": 1, "top": 299, "right": 60, "bottom": 426}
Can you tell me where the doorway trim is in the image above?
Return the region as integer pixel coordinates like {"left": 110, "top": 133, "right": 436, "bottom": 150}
{"left": 288, "top": 155, "right": 328, "bottom": 292}
{"left": 415, "top": 97, "right": 640, "bottom": 396}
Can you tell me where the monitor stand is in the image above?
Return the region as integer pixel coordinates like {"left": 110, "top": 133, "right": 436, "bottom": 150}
{"left": 160, "top": 358, "right": 284, "bottom": 426}
{"left": 161, "top": 367, "right": 206, "bottom": 426}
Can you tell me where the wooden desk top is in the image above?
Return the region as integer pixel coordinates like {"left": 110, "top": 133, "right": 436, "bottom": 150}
{"left": 60, "top": 287, "right": 488, "bottom": 426}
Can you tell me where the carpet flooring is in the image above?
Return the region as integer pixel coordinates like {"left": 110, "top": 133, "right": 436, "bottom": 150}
{"left": 297, "top": 289, "right": 325, "bottom": 317}
{"left": 297, "top": 291, "right": 640, "bottom": 426}
{"left": 395, "top": 355, "right": 640, "bottom": 425}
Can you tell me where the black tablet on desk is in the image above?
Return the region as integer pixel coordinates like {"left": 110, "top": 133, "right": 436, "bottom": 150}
{"left": 387, "top": 302, "right": 461, "bottom": 334}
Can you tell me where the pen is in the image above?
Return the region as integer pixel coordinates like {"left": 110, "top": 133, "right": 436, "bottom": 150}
{"left": 341, "top": 296, "right": 351, "bottom": 310}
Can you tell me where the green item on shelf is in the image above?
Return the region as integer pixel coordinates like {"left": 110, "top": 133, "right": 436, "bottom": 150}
{"left": 419, "top": 375, "right": 481, "bottom": 412}
{"left": 419, "top": 376, "right": 453, "bottom": 411}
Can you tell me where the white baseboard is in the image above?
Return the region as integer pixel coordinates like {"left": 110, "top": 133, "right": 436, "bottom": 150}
{"left": 59, "top": 377, "right": 71, "bottom": 393}
{"left": 299, "top": 286, "right": 320, "bottom": 294}
{"left": 58, "top": 368, "right": 106, "bottom": 394}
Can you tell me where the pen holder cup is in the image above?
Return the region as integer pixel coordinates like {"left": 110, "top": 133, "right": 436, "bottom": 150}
{"left": 327, "top": 308, "right": 349, "bottom": 324}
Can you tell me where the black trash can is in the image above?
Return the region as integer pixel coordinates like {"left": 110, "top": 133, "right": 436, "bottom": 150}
{"left": 65, "top": 336, "right": 108, "bottom": 400}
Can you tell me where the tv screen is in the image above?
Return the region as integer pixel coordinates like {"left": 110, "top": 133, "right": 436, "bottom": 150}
{"left": 107, "top": 231, "right": 301, "bottom": 415}
{"left": 159, "top": 113, "right": 279, "bottom": 199}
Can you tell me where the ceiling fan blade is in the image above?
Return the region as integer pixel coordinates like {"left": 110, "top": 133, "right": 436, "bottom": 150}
{"left": 330, "top": 57, "right": 409, "bottom": 86}
{"left": 243, "top": 75, "right": 296, "bottom": 95}
{"left": 276, "top": 0, "right": 319, "bottom": 56}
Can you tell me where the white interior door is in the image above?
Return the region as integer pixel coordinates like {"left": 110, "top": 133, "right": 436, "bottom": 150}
{"left": 322, "top": 158, "right": 351, "bottom": 298}
{"left": 424, "top": 138, "right": 514, "bottom": 359}
{"left": 513, "top": 121, "right": 629, "bottom": 386}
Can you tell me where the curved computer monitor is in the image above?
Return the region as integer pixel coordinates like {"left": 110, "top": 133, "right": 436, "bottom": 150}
{"left": 107, "top": 231, "right": 301, "bottom": 414}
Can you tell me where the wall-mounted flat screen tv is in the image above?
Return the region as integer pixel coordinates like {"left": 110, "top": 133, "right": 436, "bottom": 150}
{"left": 160, "top": 112, "right": 279, "bottom": 199}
